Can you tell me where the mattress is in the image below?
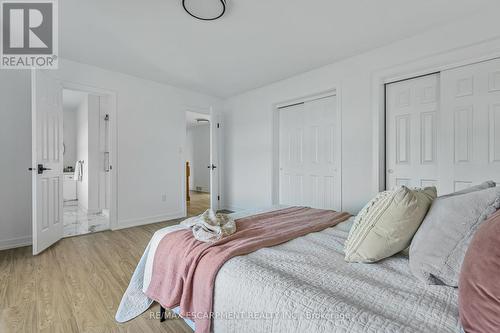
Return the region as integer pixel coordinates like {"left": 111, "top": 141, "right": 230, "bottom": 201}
{"left": 211, "top": 212, "right": 460, "bottom": 333}
{"left": 117, "top": 206, "right": 460, "bottom": 332}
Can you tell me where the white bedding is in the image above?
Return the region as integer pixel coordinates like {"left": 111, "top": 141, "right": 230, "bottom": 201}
{"left": 117, "top": 206, "right": 460, "bottom": 332}
{"left": 116, "top": 206, "right": 290, "bottom": 328}
{"left": 212, "top": 215, "right": 460, "bottom": 333}
{"left": 143, "top": 206, "right": 288, "bottom": 292}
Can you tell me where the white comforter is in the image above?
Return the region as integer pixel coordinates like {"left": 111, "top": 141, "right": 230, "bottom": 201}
{"left": 117, "top": 207, "right": 460, "bottom": 332}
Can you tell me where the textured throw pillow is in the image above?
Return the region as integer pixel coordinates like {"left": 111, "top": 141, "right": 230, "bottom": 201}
{"left": 459, "top": 209, "right": 500, "bottom": 333}
{"left": 344, "top": 186, "right": 436, "bottom": 263}
{"left": 409, "top": 186, "right": 500, "bottom": 287}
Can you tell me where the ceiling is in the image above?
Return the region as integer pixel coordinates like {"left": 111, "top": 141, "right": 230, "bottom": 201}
{"left": 62, "top": 89, "right": 87, "bottom": 111}
{"left": 60, "top": 0, "right": 497, "bottom": 98}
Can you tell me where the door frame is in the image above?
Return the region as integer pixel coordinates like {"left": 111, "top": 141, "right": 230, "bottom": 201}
{"left": 271, "top": 88, "right": 342, "bottom": 209}
{"left": 59, "top": 80, "right": 118, "bottom": 230}
{"left": 371, "top": 39, "right": 500, "bottom": 195}
{"left": 182, "top": 106, "right": 219, "bottom": 216}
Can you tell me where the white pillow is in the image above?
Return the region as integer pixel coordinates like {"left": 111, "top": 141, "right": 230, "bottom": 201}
{"left": 409, "top": 186, "right": 500, "bottom": 286}
{"left": 344, "top": 186, "right": 436, "bottom": 263}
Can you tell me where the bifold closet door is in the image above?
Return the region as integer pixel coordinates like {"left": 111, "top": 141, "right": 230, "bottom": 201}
{"left": 386, "top": 74, "right": 440, "bottom": 191}
{"left": 279, "top": 95, "right": 341, "bottom": 210}
{"left": 439, "top": 58, "right": 500, "bottom": 193}
{"left": 386, "top": 58, "right": 500, "bottom": 195}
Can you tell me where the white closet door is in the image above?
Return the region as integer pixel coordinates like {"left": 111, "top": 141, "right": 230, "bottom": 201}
{"left": 279, "top": 103, "right": 306, "bottom": 206}
{"left": 279, "top": 95, "right": 341, "bottom": 210}
{"left": 386, "top": 74, "right": 440, "bottom": 191}
{"left": 440, "top": 58, "right": 500, "bottom": 193}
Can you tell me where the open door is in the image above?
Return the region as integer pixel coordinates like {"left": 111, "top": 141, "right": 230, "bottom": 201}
{"left": 31, "top": 69, "right": 64, "bottom": 255}
{"left": 209, "top": 110, "right": 221, "bottom": 211}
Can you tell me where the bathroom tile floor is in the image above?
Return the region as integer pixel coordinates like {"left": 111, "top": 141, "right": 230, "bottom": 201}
{"left": 63, "top": 204, "right": 110, "bottom": 237}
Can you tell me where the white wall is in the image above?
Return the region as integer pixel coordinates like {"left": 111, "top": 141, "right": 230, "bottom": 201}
{"left": 54, "top": 60, "right": 219, "bottom": 228}
{"left": 0, "top": 59, "right": 219, "bottom": 249}
{"left": 0, "top": 71, "right": 32, "bottom": 250}
{"left": 63, "top": 108, "right": 77, "bottom": 169}
{"left": 57, "top": 60, "right": 219, "bottom": 227}
{"left": 3, "top": 8, "right": 500, "bottom": 250}
{"left": 221, "top": 9, "right": 500, "bottom": 213}
{"left": 186, "top": 124, "right": 211, "bottom": 192}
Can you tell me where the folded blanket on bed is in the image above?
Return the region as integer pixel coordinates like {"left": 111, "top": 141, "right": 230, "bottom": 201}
{"left": 145, "top": 206, "right": 351, "bottom": 333}
{"left": 181, "top": 209, "right": 236, "bottom": 243}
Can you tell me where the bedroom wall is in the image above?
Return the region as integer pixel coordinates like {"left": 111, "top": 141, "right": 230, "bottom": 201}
{"left": 56, "top": 60, "right": 220, "bottom": 228}
{"left": 0, "top": 59, "right": 219, "bottom": 250}
{"left": 221, "top": 9, "right": 500, "bottom": 213}
{"left": 0, "top": 71, "right": 32, "bottom": 250}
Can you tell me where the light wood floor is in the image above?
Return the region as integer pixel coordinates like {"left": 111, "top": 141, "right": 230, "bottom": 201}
{"left": 0, "top": 192, "right": 212, "bottom": 333}
{"left": 186, "top": 191, "right": 210, "bottom": 217}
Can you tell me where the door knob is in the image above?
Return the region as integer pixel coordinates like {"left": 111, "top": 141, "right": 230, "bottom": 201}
{"left": 387, "top": 169, "right": 394, "bottom": 174}
{"left": 207, "top": 164, "right": 217, "bottom": 170}
{"left": 28, "top": 164, "right": 52, "bottom": 174}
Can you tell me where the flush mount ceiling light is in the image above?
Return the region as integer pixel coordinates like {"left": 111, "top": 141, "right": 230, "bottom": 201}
{"left": 182, "top": 0, "right": 227, "bottom": 21}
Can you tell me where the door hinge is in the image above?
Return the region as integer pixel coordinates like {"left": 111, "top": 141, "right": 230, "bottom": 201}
{"left": 217, "top": 195, "right": 220, "bottom": 201}
{"left": 217, "top": 123, "right": 220, "bottom": 129}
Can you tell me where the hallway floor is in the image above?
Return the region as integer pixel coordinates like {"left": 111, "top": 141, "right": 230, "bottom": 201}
{"left": 187, "top": 191, "right": 210, "bottom": 217}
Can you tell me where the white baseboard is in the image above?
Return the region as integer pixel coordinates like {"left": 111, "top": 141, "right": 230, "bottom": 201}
{"left": 0, "top": 235, "right": 32, "bottom": 251}
{"left": 0, "top": 212, "right": 187, "bottom": 250}
{"left": 222, "top": 205, "right": 244, "bottom": 212}
{"left": 113, "top": 211, "right": 185, "bottom": 231}
{"left": 192, "top": 186, "right": 210, "bottom": 193}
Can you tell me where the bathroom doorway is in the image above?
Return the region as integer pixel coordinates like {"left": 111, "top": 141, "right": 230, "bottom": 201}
{"left": 185, "top": 111, "right": 212, "bottom": 216}
{"left": 62, "top": 89, "right": 112, "bottom": 237}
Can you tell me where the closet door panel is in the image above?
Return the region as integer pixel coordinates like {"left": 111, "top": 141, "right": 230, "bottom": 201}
{"left": 386, "top": 74, "right": 440, "bottom": 191}
{"left": 279, "top": 104, "right": 305, "bottom": 206}
{"left": 279, "top": 95, "right": 341, "bottom": 210}
{"left": 440, "top": 58, "right": 500, "bottom": 192}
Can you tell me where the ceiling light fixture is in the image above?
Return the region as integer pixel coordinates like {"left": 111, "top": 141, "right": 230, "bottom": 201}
{"left": 182, "top": 0, "right": 227, "bottom": 21}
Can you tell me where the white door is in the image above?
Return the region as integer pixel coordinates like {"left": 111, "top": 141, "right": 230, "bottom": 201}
{"left": 279, "top": 95, "right": 341, "bottom": 210}
{"left": 440, "top": 58, "right": 500, "bottom": 193}
{"left": 209, "top": 111, "right": 221, "bottom": 210}
{"left": 31, "top": 69, "right": 64, "bottom": 255}
{"left": 386, "top": 59, "right": 500, "bottom": 195}
{"left": 386, "top": 74, "right": 440, "bottom": 191}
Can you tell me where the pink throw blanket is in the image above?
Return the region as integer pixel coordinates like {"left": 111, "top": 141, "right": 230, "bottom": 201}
{"left": 146, "top": 206, "right": 351, "bottom": 333}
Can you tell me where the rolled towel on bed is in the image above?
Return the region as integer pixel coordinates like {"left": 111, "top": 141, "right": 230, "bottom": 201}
{"left": 181, "top": 209, "right": 236, "bottom": 243}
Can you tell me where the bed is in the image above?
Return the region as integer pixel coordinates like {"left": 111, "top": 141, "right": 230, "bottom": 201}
{"left": 116, "top": 206, "right": 460, "bottom": 333}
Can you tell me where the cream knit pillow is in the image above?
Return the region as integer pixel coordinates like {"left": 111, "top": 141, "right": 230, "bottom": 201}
{"left": 344, "top": 186, "right": 436, "bottom": 263}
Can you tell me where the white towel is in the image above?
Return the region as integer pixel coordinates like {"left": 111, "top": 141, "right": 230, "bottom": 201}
{"left": 181, "top": 209, "right": 236, "bottom": 243}
{"left": 74, "top": 161, "right": 83, "bottom": 181}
